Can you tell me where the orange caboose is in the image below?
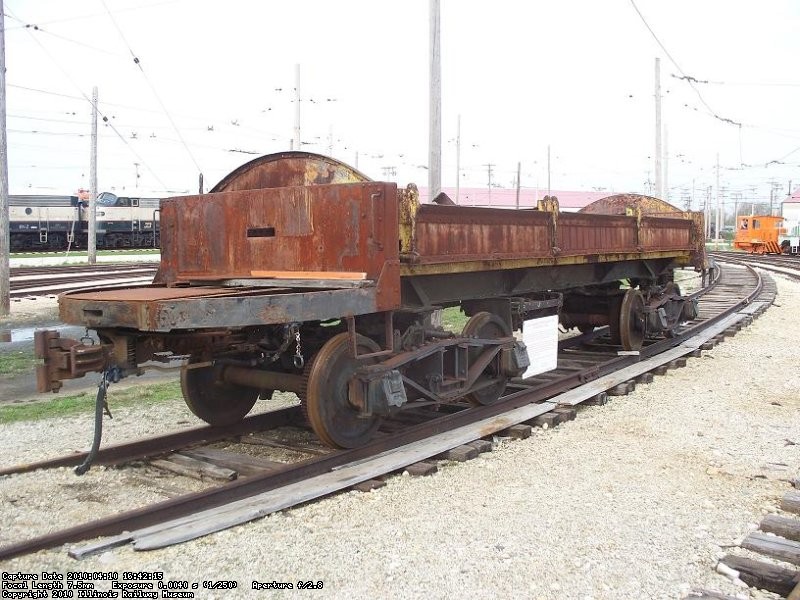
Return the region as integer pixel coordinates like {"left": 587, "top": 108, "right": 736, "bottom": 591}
{"left": 733, "top": 215, "right": 786, "bottom": 254}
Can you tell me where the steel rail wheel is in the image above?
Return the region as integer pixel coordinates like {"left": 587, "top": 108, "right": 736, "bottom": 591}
{"left": 619, "top": 288, "right": 646, "bottom": 351}
{"left": 462, "top": 311, "right": 511, "bottom": 405}
{"left": 180, "top": 361, "right": 259, "bottom": 426}
{"left": 303, "top": 332, "right": 383, "bottom": 448}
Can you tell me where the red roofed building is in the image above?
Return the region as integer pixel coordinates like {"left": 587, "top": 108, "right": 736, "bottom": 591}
{"left": 417, "top": 186, "right": 611, "bottom": 212}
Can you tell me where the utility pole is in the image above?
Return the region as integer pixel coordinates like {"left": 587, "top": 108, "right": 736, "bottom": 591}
{"left": 293, "top": 63, "right": 301, "bottom": 151}
{"left": 663, "top": 126, "right": 669, "bottom": 203}
{"left": 88, "top": 86, "right": 98, "bottom": 265}
{"left": 484, "top": 163, "right": 494, "bottom": 205}
{"left": 715, "top": 153, "right": 720, "bottom": 247}
{"left": 515, "top": 162, "right": 521, "bottom": 209}
{"left": 769, "top": 185, "right": 774, "bottom": 216}
{"left": 382, "top": 166, "right": 396, "bottom": 181}
{"left": 705, "top": 186, "right": 712, "bottom": 239}
{"left": 355, "top": 151, "right": 359, "bottom": 169}
{"left": 547, "top": 144, "right": 551, "bottom": 196}
{"left": 455, "top": 114, "right": 461, "bottom": 204}
{"left": 327, "top": 125, "right": 333, "bottom": 156}
{"left": 654, "top": 57, "right": 663, "bottom": 200}
{"left": 428, "top": 0, "right": 442, "bottom": 201}
{"left": 0, "top": 2, "right": 8, "bottom": 316}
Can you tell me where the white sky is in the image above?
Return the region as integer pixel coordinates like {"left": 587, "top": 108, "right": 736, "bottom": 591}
{"left": 4, "top": 0, "right": 800, "bottom": 210}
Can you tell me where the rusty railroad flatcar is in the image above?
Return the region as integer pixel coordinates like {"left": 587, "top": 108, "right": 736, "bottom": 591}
{"left": 35, "top": 152, "right": 706, "bottom": 448}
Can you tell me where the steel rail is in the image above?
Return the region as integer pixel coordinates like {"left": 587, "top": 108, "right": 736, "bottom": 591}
{"left": 710, "top": 251, "right": 800, "bottom": 282}
{"left": 0, "top": 263, "right": 767, "bottom": 562}
{"left": 0, "top": 407, "right": 301, "bottom": 477}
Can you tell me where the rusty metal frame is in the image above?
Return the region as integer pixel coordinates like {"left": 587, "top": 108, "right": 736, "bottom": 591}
{"left": 345, "top": 312, "right": 395, "bottom": 360}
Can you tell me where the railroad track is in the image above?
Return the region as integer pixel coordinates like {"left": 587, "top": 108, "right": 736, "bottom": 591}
{"left": 9, "top": 262, "right": 158, "bottom": 298}
{"left": 710, "top": 251, "right": 800, "bottom": 282}
{"left": 0, "top": 261, "right": 775, "bottom": 561}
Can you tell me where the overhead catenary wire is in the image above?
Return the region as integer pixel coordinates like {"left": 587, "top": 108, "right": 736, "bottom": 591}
{"left": 101, "top": 0, "right": 203, "bottom": 176}
{"left": 6, "top": 5, "right": 170, "bottom": 191}
{"left": 629, "top": 0, "right": 742, "bottom": 128}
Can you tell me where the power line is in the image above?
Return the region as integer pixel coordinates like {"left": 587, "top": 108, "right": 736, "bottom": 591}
{"left": 4, "top": 0, "right": 186, "bottom": 31}
{"left": 6, "top": 5, "right": 169, "bottom": 190}
{"left": 629, "top": 0, "right": 742, "bottom": 128}
{"left": 100, "top": 0, "right": 203, "bottom": 175}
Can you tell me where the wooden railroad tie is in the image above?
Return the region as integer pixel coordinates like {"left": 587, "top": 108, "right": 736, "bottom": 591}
{"left": 500, "top": 424, "right": 532, "bottom": 439}
{"left": 436, "top": 445, "right": 479, "bottom": 462}
{"left": 712, "top": 491, "right": 800, "bottom": 598}
{"left": 719, "top": 554, "right": 799, "bottom": 598}
{"left": 150, "top": 453, "right": 237, "bottom": 482}
{"left": 607, "top": 380, "right": 635, "bottom": 396}
{"left": 528, "top": 412, "right": 560, "bottom": 429}
{"left": 761, "top": 514, "right": 800, "bottom": 542}
{"left": 783, "top": 491, "right": 800, "bottom": 515}
{"left": 741, "top": 531, "right": 800, "bottom": 567}
{"left": 404, "top": 461, "right": 439, "bottom": 477}
{"left": 467, "top": 439, "right": 494, "bottom": 454}
{"left": 635, "top": 372, "right": 655, "bottom": 384}
{"left": 352, "top": 479, "right": 387, "bottom": 493}
{"left": 584, "top": 392, "right": 608, "bottom": 406}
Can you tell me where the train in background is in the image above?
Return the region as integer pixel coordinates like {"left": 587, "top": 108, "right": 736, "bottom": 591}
{"left": 8, "top": 192, "right": 161, "bottom": 251}
{"left": 733, "top": 214, "right": 800, "bottom": 255}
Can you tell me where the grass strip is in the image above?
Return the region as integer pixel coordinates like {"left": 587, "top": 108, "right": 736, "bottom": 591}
{"left": 0, "top": 350, "right": 37, "bottom": 377}
{"left": 0, "top": 381, "right": 181, "bottom": 424}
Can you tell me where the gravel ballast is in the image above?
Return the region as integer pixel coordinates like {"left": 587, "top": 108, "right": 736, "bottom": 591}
{"left": 0, "top": 275, "right": 798, "bottom": 599}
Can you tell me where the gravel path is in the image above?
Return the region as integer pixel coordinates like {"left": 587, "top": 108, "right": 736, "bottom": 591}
{"left": 0, "top": 275, "right": 798, "bottom": 600}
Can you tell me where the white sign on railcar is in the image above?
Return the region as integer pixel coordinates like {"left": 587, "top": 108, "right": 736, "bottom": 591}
{"left": 521, "top": 314, "right": 558, "bottom": 378}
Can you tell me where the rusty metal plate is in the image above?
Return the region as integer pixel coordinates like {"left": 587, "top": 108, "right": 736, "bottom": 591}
{"left": 579, "top": 193, "right": 685, "bottom": 216}
{"left": 59, "top": 285, "right": 383, "bottom": 332}
{"left": 411, "top": 205, "right": 552, "bottom": 263}
{"left": 159, "top": 182, "right": 398, "bottom": 286}
{"left": 407, "top": 205, "right": 694, "bottom": 267}
{"left": 211, "top": 151, "right": 369, "bottom": 193}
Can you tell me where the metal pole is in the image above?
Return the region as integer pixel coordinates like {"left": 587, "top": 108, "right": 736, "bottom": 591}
{"left": 0, "top": 4, "right": 10, "bottom": 316}
{"left": 294, "top": 64, "right": 301, "bottom": 151}
{"left": 455, "top": 114, "right": 460, "bottom": 204}
{"left": 715, "top": 153, "right": 720, "bottom": 248}
{"left": 663, "top": 126, "right": 669, "bottom": 203}
{"left": 547, "top": 145, "right": 551, "bottom": 196}
{"left": 654, "top": 57, "right": 662, "bottom": 200}
{"left": 515, "top": 161, "right": 521, "bottom": 209}
{"left": 88, "top": 86, "right": 98, "bottom": 265}
{"left": 428, "top": 0, "right": 442, "bottom": 201}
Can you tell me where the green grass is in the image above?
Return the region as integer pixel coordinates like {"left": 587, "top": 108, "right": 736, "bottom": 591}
{"left": 0, "top": 350, "right": 37, "bottom": 377}
{"left": 441, "top": 306, "right": 469, "bottom": 333}
{"left": 0, "top": 380, "right": 181, "bottom": 424}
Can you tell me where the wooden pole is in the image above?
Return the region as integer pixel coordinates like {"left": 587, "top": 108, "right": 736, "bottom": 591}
{"left": 0, "top": 3, "right": 10, "bottom": 316}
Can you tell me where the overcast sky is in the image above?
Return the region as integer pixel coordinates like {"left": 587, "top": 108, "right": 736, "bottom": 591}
{"left": 4, "top": 0, "right": 800, "bottom": 210}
